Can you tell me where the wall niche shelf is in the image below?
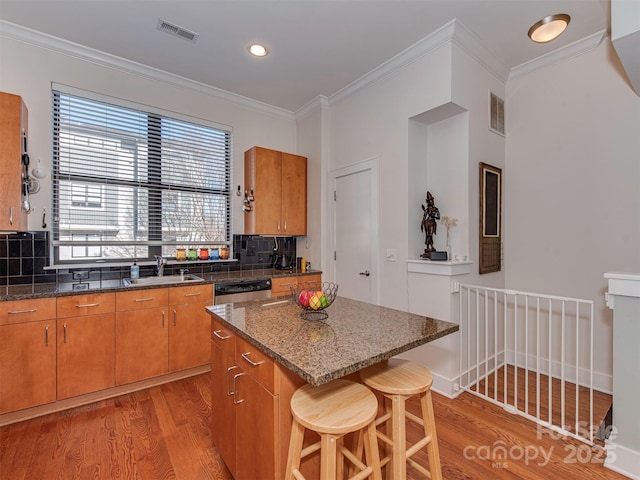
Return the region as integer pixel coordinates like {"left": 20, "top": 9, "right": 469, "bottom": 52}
{"left": 407, "top": 259, "right": 472, "bottom": 276}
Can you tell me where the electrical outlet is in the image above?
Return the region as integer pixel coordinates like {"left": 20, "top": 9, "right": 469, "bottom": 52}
{"left": 386, "top": 249, "right": 397, "bottom": 262}
{"left": 72, "top": 270, "right": 90, "bottom": 280}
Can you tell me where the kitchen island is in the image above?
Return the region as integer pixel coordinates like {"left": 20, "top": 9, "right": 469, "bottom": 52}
{"left": 206, "top": 296, "right": 458, "bottom": 479}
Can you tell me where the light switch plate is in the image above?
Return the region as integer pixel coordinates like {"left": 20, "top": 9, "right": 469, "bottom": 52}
{"left": 386, "top": 249, "right": 397, "bottom": 262}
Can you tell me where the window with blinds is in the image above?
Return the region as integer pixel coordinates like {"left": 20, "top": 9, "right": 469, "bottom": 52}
{"left": 52, "top": 88, "right": 232, "bottom": 264}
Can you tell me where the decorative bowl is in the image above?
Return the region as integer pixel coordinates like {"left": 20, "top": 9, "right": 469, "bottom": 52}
{"left": 290, "top": 281, "right": 338, "bottom": 320}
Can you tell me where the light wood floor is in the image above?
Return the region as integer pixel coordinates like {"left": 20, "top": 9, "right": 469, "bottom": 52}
{"left": 0, "top": 373, "right": 626, "bottom": 480}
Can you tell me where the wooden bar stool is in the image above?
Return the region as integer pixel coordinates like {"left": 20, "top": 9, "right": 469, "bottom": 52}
{"left": 360, "top": 359, "right": 442, "bottom": 480}
{"left": 285, "top": 379, "right": 383, "bottom": 480}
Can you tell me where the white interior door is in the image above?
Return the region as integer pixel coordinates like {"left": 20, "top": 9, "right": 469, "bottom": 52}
{"left": 333, "top": 160, "right": 378, "bottom": 304}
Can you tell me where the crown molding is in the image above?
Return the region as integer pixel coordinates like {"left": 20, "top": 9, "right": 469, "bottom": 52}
{"left": 0, "top": 20, "right": 295, "bottom": 120}
{"left": 329, "top": 19, "right": 510, "bottom": 107}
{"left": 295, "top": 95, "right": 330, "bottom": 121}
{"left": 509, "top": 30, "right": 608, "bottom": 80}
{"left": 450, "top": 19, "right": 511, "bottom": 81}
{"left": 329, "top": 19, "right": 457, "bottom": 106}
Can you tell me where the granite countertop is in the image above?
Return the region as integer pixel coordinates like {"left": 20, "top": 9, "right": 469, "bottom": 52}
{"left": 0, "top": 269, "right": 321, "bottom": 302}
{"left": 206, "top": 296, "right": 459, "bottom": 386}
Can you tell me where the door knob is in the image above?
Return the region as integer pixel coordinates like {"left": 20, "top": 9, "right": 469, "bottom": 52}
{"left": 359, "top": 270, "right": 370, "bottom": 277}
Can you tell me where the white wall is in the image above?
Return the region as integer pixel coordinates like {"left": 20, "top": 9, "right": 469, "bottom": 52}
{"left": 504, "top": 38, "right": 640, "bottom": 382}
{"left": 328, "top": 43, "right": 455, "bottom": 312}
{"left": 295, "top": 101, "right": 327, "bottom": 269}
{"left": 325, "top": 37, "right": 507, "bottom": 395}
{"left": 0, "top": 31, "right": 298, "bottom": 234}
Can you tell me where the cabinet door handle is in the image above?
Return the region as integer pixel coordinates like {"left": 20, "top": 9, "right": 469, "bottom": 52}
{"left": 134, "top": 297, "right": 154, "bottom": 302}
{"left": 8, "top": 308, "right": 37, "bottom": 314}
{"left": 45, "top": 325, "right": 49, "bottom": 346}
{"left": 161, "top": 311, "right": 165, "bottom": 328}
{"left": 75, "top": 303, "right": 99, "bottom": 308}
{"left": 63, "top": 323, "right": 67, "bottom": 343}
{"left": 213, "top": 329, "right": 231, "bottom": 340}
{"left": 173, "top": 309, "right": 177, "bottom": 326}
{"left": 9, "top": 207, "right": 13, "bottom": 226}
{"left": 277, "top": 220, "right": 280, "bottom": 232}
{"left": 284, "top": 220, "right": 287, "bottom": 232}
{"left": 183, "top": 292, "right": 201, "bottom": 297}
{"left": 226, "top": 365, "right": 239, "bottom": 395}
{"left": 241, "top": 352, "right": 265, "bottom": 367}
{"left": 232, "top": 372, "right": 247, "bottom": 405}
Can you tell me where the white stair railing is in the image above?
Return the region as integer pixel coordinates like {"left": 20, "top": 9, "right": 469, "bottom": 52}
{"left": 458, "top": 284, "right": 596, "bottom": 445}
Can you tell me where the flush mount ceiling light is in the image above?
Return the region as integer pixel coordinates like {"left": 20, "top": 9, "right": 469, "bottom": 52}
{"left": 248, "top": 43, "right": 268, "bottom": 57}
{"left": 528, "top": 13, "right": 571, "bottom": 43}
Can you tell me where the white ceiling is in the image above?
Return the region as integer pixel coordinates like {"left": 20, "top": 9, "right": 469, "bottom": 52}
{"left": 0, "top": 0, "right": 610, "bottom": 112}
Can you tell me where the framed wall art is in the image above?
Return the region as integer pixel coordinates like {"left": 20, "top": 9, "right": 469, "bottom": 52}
{"left": 479, "top": 162, "right": 502, "bottom": 274}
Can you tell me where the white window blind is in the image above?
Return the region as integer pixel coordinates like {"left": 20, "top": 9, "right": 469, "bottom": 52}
{"left": 52, "top": 87, "right": 232, "bottom": 264}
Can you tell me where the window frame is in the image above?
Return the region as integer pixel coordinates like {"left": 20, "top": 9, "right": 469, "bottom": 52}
{"left": 51, "top": 84, "right": 233, "bottom": 266}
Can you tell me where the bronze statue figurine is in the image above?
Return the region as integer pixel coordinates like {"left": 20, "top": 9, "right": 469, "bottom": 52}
{"left": 420, "top": 191, "right": 440, "bottom": 258}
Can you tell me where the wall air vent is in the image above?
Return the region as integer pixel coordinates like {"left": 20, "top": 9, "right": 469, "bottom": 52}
{"left": 489, "top": 91, "right": 505, "bottom": 136}
{"left": 156, "top": 19, "right": 199, "bottom": 43}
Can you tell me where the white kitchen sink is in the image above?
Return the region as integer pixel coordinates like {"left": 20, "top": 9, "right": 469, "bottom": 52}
{"left": 123, "top": 274, "right": 204, "bottom": 287}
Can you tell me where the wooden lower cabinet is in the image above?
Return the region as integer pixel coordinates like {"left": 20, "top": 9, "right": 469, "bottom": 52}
{"left": 1, "top": 284, "right": 212, "bottom": 417}
{"left": 56, "top": 293, "right": 116, "bottom": 400}
{"left": 116, "top": 306, "right": 169, "bottom": 385}
{"left": 170, "top": 301, "right": 211, "bottom": 372}
{"left": 210, "top": 319, "right": 280, "bottom": 479}
{"left": 0, "top": 298, "right": 57, "bottom": 413}
{"left": 57, "top": 313, "right": 115, "bottom": 400}
{"left": 235, "top": 370, "right": 278, "bottom": 480}
{"left": 211, "top": 341, "right": 238, "bottom": 478}
{"left": 169, "top": 284, "right": 213, "bottom": 372}
{"left": 210, "top": 315, "right": 328, "bottom": 479}
{"left": 271, "top": 273, "right": 322, "bottom": 298}
{"left": 0, "top": 320, "right": 56, "bottom": 413}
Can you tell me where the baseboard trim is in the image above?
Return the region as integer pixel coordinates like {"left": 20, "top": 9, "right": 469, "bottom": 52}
{"left": 605, "top": 441, "right": 640, "bottom": 479}
{"left": 430, "top": 371, "right": 461, "bottom": 399}
{"left": 0, "top": 364, "right": 211, "bottom": 427}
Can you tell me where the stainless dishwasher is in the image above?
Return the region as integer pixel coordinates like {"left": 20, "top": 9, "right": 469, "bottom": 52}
{"left": 213, "top": 278, "right": 272, "bottom": 304}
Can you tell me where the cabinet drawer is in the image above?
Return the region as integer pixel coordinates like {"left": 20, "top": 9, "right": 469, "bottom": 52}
{"left": 169, "top": 283, "right": 213, "bottom": 305}
{"left": 211, "top": 317, "right": 235, "bottom": 357}
{"left": 57, "top": 293, "right": 115, "bottom": 318}
{"left": 298, "top": 274, "right": 322, "bottom": 289}
{"left": 116, "top": 288, "right": 168, "bottom": 311}
{"left": 0, "top": 297, "right": 56, "bottom": 325}
{"left": 235, "top": 334, "right": 277, "bottom": 394}
{"left": 271, "top": 277, "right": 297, "bottom": 297}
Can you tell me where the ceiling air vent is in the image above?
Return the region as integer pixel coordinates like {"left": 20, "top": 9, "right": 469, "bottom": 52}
{"left": 156, "top": 19, "right": 199, "bottom": 43}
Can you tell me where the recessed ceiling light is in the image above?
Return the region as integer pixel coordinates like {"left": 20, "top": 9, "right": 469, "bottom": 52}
{"left": 528, "top": 14, "right": 571, "bottom": 43}
{"left": 248, "top": 44, "right": 268, "bottom": 57}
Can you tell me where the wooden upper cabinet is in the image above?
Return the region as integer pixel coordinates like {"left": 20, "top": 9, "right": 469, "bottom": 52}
{"left": 0, "top": 92, "right": 29, "bottom": 232}
{"left": 244, "top": 146, "right": 307, "bottom": 236}
{"left": 281, "top": 152, "right": 307, "bottom": 235}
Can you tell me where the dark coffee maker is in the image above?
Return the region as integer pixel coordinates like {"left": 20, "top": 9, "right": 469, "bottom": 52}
{"left": 274, "top": 255, "right": 291, "bottom": 270}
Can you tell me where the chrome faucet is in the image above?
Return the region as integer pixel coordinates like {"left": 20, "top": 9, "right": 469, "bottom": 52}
{"left": 155, "top": 255, "right": 167, "bottom": 277}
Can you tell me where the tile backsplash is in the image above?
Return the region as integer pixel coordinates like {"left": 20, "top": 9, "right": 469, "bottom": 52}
{"left": 233, "top": 234, "right": 296, "bottom": 270}
{"left": 0, "top": 231, "right": 56, "bottom": 285}
{"left": 0, "top": 232, "right": 297, "bottom": 286}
